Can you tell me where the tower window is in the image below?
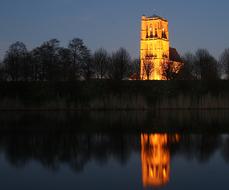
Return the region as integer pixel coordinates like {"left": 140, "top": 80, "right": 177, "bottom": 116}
{"left": 155, "top": 29, "right": 158, "bottom": 38}
{"left": 162, "top": 53, "right": 168, "bottom": 58}
{"left": 162, "top": 28, "right": 167, "bottom": 39}
{"left": 150, "top": 25, "right": 153, "bottom": 38}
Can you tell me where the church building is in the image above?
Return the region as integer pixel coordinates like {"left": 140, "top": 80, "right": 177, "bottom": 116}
{"left": 140, "top": 15, "right": 182, "bottom": 80}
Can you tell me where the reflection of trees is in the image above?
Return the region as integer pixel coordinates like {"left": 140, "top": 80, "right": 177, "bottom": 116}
{"left": 170, "top": 134, "right": 221, "bottom": 162}
{"left": 194, "top": 135, "right": 221, "bottom": 162}
{"left": 0, "top": 132, "right": 228, "bottom": 173}
{"left": 0, "top": 111, "right": 229, "bottom": 173}
{"left": 221, "top": 135, "right": 229, "bottom": 162}
{"left": 166, "top": 134, "right": 229, "bottom": 164}
{"left": 0, "top": 133, "right": 140, "bottom": 172}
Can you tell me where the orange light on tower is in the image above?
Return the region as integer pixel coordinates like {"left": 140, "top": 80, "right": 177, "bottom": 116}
{"left": 140, "top": 15, "right": 182, "bottom": 80}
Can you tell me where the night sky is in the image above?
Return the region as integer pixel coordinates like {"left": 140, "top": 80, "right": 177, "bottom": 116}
{"left": 0, "top": 0, "right": 228, "bottom": 59}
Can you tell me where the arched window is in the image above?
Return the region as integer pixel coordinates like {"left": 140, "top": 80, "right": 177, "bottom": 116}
{"left": 155, "top": 28, "right": 158, "bottom": 38}
{"left": 162, "top": 28, "right": 167, "bottom": 39}
{"left": 150, "top": 25, "right": 153, "bottom": 38}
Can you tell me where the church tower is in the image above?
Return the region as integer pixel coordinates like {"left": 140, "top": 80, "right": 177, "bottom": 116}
{"left": 140, "top": 15, "right": 170, "bottom": 80}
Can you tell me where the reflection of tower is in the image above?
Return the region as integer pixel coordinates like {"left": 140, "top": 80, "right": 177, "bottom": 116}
{"left": 141, "top": 134, "right": 180, "bottom": 188}
{"left": 140, "top": 15, "right": 170, "bottom": 80}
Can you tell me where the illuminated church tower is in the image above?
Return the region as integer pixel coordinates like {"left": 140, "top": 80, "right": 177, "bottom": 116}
{"left": 140, "top": 15, "right": 170, "bottom": 80}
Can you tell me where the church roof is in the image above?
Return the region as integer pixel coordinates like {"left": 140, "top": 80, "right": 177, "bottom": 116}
{"left": 169, "top": 47, "right": 182, "bottom": 62}
{"left": 144, "top": 14, "right": 168, "bottom": 21}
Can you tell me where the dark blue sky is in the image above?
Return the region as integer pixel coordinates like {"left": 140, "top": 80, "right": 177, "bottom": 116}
{"left": 0, "top": 0, "right": 228, "bottom": 59}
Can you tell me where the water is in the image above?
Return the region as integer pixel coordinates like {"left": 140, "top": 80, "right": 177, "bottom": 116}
{"left": 0, "top": 111, "right": 229, "bottom": 190}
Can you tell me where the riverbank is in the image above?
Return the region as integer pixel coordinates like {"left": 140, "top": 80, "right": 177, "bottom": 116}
{"left": 0, "top": 110, "right": 229, "bottom": 133}
{"left": 0, "top": 80, "right": 229, "bottom": 110}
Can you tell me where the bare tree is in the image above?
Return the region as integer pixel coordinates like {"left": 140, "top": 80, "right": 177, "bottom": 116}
{"left": 93, "top": 48, "right": 109, "bottom": 79}
{"left": 219, "top": 48, "right": 229, "bottom": 79}
{"left": 30, "top": 47, "right": 44, "bottom": 81}
{"left": 43, "top": 39, "right": 60, "bottom": 81}
{"left": 194, "top": 49, "right": 219, "bottom": 80}
{"left": 0, "top": 60, "right": 6, "bottom": 81}
{"left": 143, "top": 58, "right": 153, "bottom": 80}
{"left": 108, "top": 48, "right": 130, "bottom": 80}
{"left": 81, "top": 56, "right": 94, "bottom": 80}
{"left": 30, "top": 39, "right": 60, "bottom": 81}
{"left": 179, "top": 53, "right": 196, "bottom": 80}
{"left": 4, "top": 41, "right": 30, "bottom": 81}
{"left": 58, "top": 48, "right": 72, "bottom": 81}
{"left": 129, "top": 58, "right": 140, "bottom": 80}
{"left": 68, "top": 38, "right": 91, "bottom": 80}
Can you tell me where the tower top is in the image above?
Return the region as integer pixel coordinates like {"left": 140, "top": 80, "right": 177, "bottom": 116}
{"left": 142, "top": 14, "right": 167, "bottom": 22}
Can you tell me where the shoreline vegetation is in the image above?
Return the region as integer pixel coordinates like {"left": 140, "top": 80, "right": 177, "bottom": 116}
{"left": 1, "top": 80, "right": 229, "bottom": 110}
{"left": 0, "top": 110, "right": 229, "bottom": 133}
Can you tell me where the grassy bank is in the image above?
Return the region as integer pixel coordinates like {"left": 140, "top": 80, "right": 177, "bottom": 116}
{"left": 0, "top": 80, "right": 229, "bottom": 110}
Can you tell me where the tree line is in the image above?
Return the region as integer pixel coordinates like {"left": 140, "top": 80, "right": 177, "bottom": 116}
{"left": 0, "top": 38, "right": 229, "bottom": 81}
{"left": 0, "top": 38, "right": 139, "bottom": 81}
{"left": 177, "top": 49, "right": 229, "bottom": 80}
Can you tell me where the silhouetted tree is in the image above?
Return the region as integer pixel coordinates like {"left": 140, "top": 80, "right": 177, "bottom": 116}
{"left": 57, "top": 48, "right": 72, "bottom": 81}
{"left": 43, "top": 39, "right": 60, "bottom": 81}
{"left": 194, "top": 49, "right": 219, "bottom": 80}
{"left": 142, "top": 58, "right": 153, "bottom": 80}
{"left": 179, "top": 53, "right": 196, "bottom": 80}
{"left": 68, "top": 38, "right": 91, "bottom": 80}
{"left": 93, "top": 48, "right": 109, "bottom": 79}
{"left": 108, "top": 48, "right": 130, "bottom": 80}
{"left": 0, "top": 60, "right": 6, "bottom": 81}
{"left": 219, "top": 48, "right": 229, "bottom": 79}
{"left": 81, "top": 53, "right": 93, "bottom": 80}
{"left": 30, "top": 47, "right": 44, "bottom": 81}
{"left": 30, "top": 39, "right": 60, "bottom": 81}
{"left": 129, "top": 58, "right": 140, "bottom": 80}
{"left": 4, "top": 42, "right": 30, "bottom": 81}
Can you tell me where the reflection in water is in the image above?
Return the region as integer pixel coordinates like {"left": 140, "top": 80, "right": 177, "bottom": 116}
{"left": 0, "top": 128, "right": 228, "bottom": 190}
{"left": 0, "top": 111, "right": 229, "bottom": 190}
{"left": 141, "top": 134, "right": 180, "bottom": 188}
